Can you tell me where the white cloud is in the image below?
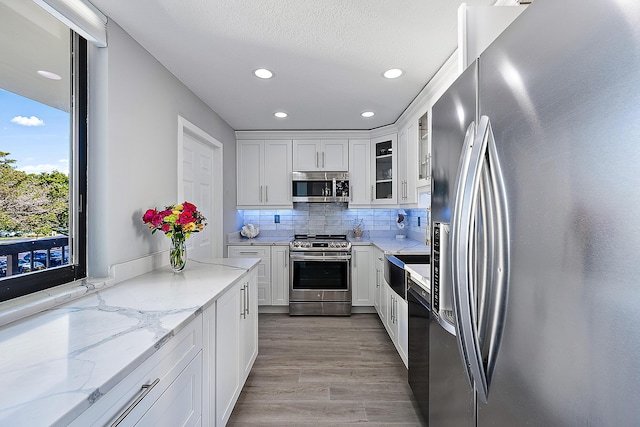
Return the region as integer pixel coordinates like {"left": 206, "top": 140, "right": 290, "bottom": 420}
{"left": 11, "top": 115, "right": 44, "bottom": 126}
{"left": 58, "top": 158, "right": 69, "bottom": 163}
{"left": 18, "top": 164, "right": 68, "bottom": 175}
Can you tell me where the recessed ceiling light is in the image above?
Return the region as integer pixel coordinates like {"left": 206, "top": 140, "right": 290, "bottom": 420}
{"left": 383, "top": 68, "right": 403, "bottom": 79}
{"left": 274, "top": 112, "right": 288, "bottom": 118}
{"left": 37, "top": 70, "right": 62, "bottom": 80}
{"left": 361, "top": 111, "right": 375, "bottom": 118}
{"left": 254, "top": 68, "right": 274, "bottom": 79}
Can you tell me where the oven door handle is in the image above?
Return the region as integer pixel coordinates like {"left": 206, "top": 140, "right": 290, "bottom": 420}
{"left": 290, "top": 254, "right": 352, "bottom": 261}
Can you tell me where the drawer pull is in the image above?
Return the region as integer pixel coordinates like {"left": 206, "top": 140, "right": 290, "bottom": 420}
{"left": 239, "top": 251, "right": 259, "bottom": 255}
{"left": 111, "top": 378, "right": 160, "bottom": 427}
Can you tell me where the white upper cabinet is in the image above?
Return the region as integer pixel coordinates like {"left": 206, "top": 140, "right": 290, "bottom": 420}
{"left": 293, "top": 139, "right": 348, "bottom": 171}
{"left": 348, "top": 139, "right": 371, "bottom": 206}
{"left": 417, "top": 110, "right": 431, "bottom": 190}
{"left": 371, "top": 134, "right": 397, "bottom": 205}
{"left": 237, "top": 139, "right": 292, "bottom": 209}
{"left": 397, "top": 123, "right": 418, "bottom": 205}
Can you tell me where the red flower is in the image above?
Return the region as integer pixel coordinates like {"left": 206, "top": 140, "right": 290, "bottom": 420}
{"left": 161, "top": 223, "right": 171, "bottom": 233}
{"left": 182, "top": 202, "right": 197, "bottom": 213}
{"left": 142, "top": 209, "right": 157, "bottom": 223}
{"left": 151, "top": 213, "right": 164, "bottom": 227}
{"left": 177, "top": 211, "right": 194, "bottom": 225}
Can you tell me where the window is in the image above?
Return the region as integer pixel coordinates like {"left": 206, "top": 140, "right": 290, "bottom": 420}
{"left": 0, "top": 0, "right": 87, "bottom": 302}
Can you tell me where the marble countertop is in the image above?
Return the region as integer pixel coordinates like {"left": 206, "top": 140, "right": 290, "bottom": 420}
{"left": 228, "top": 233, "right": 430, "bottom": 255}
{"left": 0, "top": 258, "right": 259, "bottom": 427}
{"left": 406, "top": 263, "right": 431, "bottom": 292}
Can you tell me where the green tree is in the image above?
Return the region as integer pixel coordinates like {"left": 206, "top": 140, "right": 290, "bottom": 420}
{"left": 0, "top": 152, "right": 69, "bottom": 235}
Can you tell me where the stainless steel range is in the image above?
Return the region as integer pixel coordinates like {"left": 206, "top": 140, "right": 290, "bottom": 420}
{"left": 289, "top": 234, "right": 352, "bottom": 316}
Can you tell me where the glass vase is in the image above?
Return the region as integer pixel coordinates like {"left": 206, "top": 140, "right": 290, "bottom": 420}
{"left": 170, "top": 237, "right": 187, "bottom": 272}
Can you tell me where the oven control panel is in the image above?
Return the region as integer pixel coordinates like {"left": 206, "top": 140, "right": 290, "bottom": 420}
{"left": 290, "top": 240, "right": 351, "bottom": 250}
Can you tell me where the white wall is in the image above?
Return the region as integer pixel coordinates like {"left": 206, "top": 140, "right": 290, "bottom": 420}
{"left": 88, "top": 21, "right": 241, "bottom": 278}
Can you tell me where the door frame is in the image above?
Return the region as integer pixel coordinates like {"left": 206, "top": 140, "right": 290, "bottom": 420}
{"left": 177, "top": 115, "right": 223, "bottom": 259}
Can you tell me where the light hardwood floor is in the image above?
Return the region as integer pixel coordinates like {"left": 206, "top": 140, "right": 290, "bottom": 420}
{"left": 228, "top": 313, "right": 427, "bottom": 426}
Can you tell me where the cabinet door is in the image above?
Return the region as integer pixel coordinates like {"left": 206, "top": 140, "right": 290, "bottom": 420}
{"left": 348, "top": 139, "right": 371, "bottom": 206}
{"left": 202, "top": 305, "right": 215, "bottom": 427}
{"left": 264, "top": 140, "right": 293, "bottom": 206}
{"left": 398, "top": 124, "right": 418, "bottom": 205}
{"left": 237, "top": 140, "right": 263, "bottom": 206}
{"left": 293, "top": 140, "right": 321, "bottom": 171}
{"left": 417, "top": 110, "right": 431, "bottom": 189}
{"left": 271, "top": 246, "right": 290, "bottom": 306}
{"left": 216, "top": 283, "right": 242, "bottom": 426}
{"left": 371, "top": 134, "right": 397, "bottom": 205}
{"left": 397, "top": 297, "right": 409, "bottom": 368}
{"left": 351, "top": 246, "right": 373, "bottom": 306}
{"left": 135, "top": 352, "right": 203, "bottom": 427}
{"left": 380, "top": 279, "right": 390, "bottom": 334}
{"left": 373, "top": 249, "right": 384, "bottom": 316}
{"left": 321, "top": 139, "right": 348, "bottom": 171}
{"left": 241, "top": 271, "right": 258, "bottom": 382}
{"left": 228, "top": 245, "right": 271, "bottom": 305}
{"left": 385, "top": 285, "right": 398, "bottom": 343}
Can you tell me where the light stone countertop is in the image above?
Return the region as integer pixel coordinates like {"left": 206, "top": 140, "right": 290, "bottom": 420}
{"left": 227, "top": 233, "right": 430, "bottom": 255}
{"left": 406, "top": 263, "right": 431, "bottom": 292}
{"left": 0, "top": 258, "right": 259, "bottom": 427}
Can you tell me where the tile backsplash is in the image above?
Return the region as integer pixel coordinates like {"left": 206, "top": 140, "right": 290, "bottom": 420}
{"left": 240, "top": 202, "right": 430, "bottom": 240}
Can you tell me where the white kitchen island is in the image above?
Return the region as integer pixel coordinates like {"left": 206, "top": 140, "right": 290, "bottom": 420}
{"left": 0, "top": 258, "right": 259, "bottom": 426}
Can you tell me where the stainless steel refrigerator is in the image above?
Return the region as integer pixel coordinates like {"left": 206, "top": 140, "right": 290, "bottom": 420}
{"left": 430, "top": 0, "right": 640, "bottom": 425}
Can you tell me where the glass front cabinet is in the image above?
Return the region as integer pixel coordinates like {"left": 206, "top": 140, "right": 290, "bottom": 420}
{"left": 371, "top": 134, "right": 397, "bottom": 204}
{"left": 417, "top": 110, "right": 431, "bottom": 188}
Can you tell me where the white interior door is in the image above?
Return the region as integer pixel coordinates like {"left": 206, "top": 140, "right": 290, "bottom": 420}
{"left": 178, "top": 116, "right": 223, "bottom": 260}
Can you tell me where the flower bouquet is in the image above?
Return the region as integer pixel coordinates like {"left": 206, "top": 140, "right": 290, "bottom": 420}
{"left": 142, "top": 201, "right": 207, "bottom": 272}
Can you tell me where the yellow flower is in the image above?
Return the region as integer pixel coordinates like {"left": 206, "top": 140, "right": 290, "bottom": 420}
{"left": 175, "top": 204, "right": 183, "bottom": 211}
{"left": 172, "top": 210, "right": 180, "bottom": 215}
{"left": 183, "top": 222, "right": 196, "bottom": 232}
{"left": 198, "top": 223, "right": 204, "bottom": 231}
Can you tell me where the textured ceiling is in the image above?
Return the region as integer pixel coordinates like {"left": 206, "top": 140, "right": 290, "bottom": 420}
{"left": 88, "top": 0, "right": 495, "bottom": 130}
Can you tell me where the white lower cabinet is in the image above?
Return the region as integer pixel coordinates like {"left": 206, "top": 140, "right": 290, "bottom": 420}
{"left": 71, "top": 268, "right": 258, "bottom": 427}
{"left": 381, "top": 281, "right": 408, "bottom": 368}
{"left": 351, "top": 246, "right": 373, "bottom": 306}
{"left": 228, "top": 244, "right": 290, "bottom": 307}
{"left": 228, "top": 245, "right": 271, "bottom": 305}
{"left": 270, "top": 246, "right": 290, "bottom": 305}
{"left": 397, "top": 296, "right": 408, "bottom": 366}
{"left": 69, "top": 318, "right": 203, "bottom": 427}
{"left": 215, "top": 270, "right": 258, "bottom": 426}
{"left": 373, "top": 248, "right": 385, "bottom": 319}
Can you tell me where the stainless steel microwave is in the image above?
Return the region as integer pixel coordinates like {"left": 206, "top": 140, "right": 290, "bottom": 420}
{"left": 292, "top": 171, "right": 349, "bottom": 202}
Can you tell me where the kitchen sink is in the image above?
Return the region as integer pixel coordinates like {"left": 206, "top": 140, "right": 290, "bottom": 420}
{"left": 384, "top": 253, "right": 430, "bottom": 298}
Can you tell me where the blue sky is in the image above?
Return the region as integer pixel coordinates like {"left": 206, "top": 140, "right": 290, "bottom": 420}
{"left": 0, "top": 89, "right": 69, "bottom": 175}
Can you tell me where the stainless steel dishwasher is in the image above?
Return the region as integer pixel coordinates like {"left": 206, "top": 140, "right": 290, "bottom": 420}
{"left": 407, "top": 275, "right": 431, "bottom": 423}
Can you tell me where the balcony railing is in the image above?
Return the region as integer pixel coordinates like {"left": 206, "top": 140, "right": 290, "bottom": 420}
{"left": 0, "top": 236, "right": 69, "bottom": 277}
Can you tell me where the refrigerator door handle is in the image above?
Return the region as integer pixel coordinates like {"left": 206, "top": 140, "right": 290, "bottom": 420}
{"left": 450, "top": 121, "right": 477, "bottom": 389}
{"left": 452, "top": 115, "right": 510, "bottom": 404}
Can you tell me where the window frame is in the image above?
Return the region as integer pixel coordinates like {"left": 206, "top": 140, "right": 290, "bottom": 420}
{"left": 0, "top": 34, "right": 87, "bottom": 303}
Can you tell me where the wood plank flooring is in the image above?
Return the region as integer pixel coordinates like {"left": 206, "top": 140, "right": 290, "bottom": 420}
{"left": 228, "top": 313, "right": 427, "bottom": 426}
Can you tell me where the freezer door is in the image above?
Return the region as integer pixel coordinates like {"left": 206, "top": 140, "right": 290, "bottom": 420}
{"left": 477, "top": 0, "right": 640, "bottom": 425}
{"left": 429, "top": 62, "right": 479, "bottom": 427}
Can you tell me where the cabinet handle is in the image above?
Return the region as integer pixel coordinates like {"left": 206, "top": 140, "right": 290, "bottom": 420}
{"left": 316, "top": 152, "right": 319, "bottom": 168}
{"left": 259, "top": 185, "right": 263, "bottom": 202}
{"left": 111, "top": 378, "right": 160, "bottom": 427}
{"left": 322, "top": 151, "right": 325, "bottom": 168}
{"left": 241, "top": 285, "right": 246, "bottom": 319}
{"left": 350, "top": 184, "right": 353, "bottom": 202}
{"left": 239, "top": 251, "right": 258, "bottom": 254}
{"left": 265, "top": 185, "right": 268, "bottom": 203}
{"left": 370, "top": 185, "right": 374, "bottom": 202}
{"left": 245, "top": 283, "right": 250, "bottom": 316}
